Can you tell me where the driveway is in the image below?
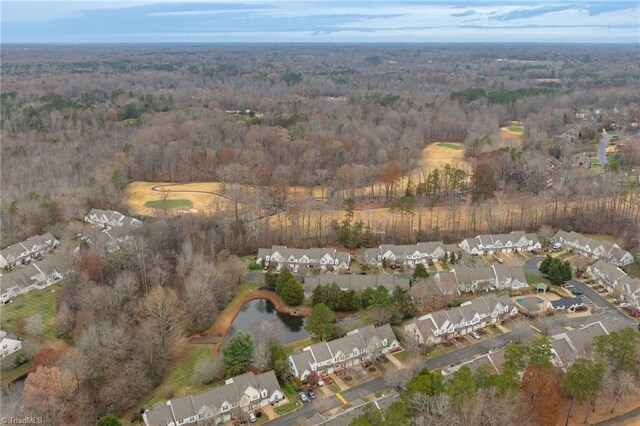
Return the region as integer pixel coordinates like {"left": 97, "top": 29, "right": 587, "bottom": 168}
{"left": 524, "top": 257, "right": 629, "bottom": 321}
{"left": 598, "top": 130, "right": 613, "bottom": 168}
{"left": 266, "top": 311, "right": 633, "bottom": 426}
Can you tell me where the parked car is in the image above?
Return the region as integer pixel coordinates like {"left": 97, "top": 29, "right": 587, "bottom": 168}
{"left": 299, "top": 392, "right": 309, "bottom": 403}
{"left": 317, "top": 379, "right": 324, "bottom": 387}
{"left": 495, "top": 257, "right": 504, "bottom": 264}
{"left": 248, "top": 412, "right": 257, "bottom": 423}
{"left": 395, "top": 384, "right": 405, "bottom": 392}
{"left": 470, "top": 331, "right": 481, "bottom": 340}
{"left": 572, "top": 290, "right": 583, "bottom": 296}
{"left": 306, "top": 389, "right": 316, "bottom": 399}
{"left": 566, "top": 284, "right": 575, "bottom": 289}
{"left": 619, "top": 303, "right": 631, "bottom": 308}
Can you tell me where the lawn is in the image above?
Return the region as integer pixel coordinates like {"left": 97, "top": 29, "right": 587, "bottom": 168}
{"left": 525, "top": 272, "right": 546, "bottom": 285}
{"left": 508, "top": 126, "right": 524, "bottom": 133}
{"left": 144, "top": 199, "right": 193, "bottom": 209}
{"left": 274, "top": 382, "right": 299, "bottom": 415}
{"left": 1, "top": 283, "right": 64, "bottom": 386}
{"left": 329, "top": 383, "right": 341, "bottom": 393}
{"left": 139, "top": 345, "right": 214, "bottom": 410}
{"left": 436, "top": 142, "right": 464, "bottom": 150}
{"left": 393, "top": 351, "right": 410, "bottom": 363}
{"left": 1, "top": 283, "right": 60, "bottom": 340}
{"left": 284, "top": 337, "right": 315, "bottom": 356}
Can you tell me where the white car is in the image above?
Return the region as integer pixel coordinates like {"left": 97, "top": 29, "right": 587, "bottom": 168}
{"left": 248, "top": 412, "right": 257, "bottom": 423}
{"left": 619, "top": 303, "right": 631, "bottom": 308}
{"left": 495, "top": 258, "right": 504, "bottom": 264}
{"left": 470, "top": 331, "right": 481, "bottom": 340}
{"left": 317, "top": 379, "right": 325, "bottom": 387}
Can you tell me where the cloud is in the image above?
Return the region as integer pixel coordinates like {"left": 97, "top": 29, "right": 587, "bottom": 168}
{"left": 451, "top": 10, "right": 476, "bottom": 17}
{"left": 489, "top": 4, "right": 577, "bottom": 21}
{"left": 1, "top": 1, "right": 638, "bottom": 43}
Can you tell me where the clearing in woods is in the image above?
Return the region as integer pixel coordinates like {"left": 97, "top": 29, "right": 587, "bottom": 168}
{"left": 508, "top": 126, "right": 524, "bottom": 133}
{"left": 125, "top": 142, "right": 472, "bottom": 217}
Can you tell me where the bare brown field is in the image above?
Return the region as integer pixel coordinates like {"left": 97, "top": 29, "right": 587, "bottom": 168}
{"left": 125, "top": 142, "right": 471, "bottom": 217}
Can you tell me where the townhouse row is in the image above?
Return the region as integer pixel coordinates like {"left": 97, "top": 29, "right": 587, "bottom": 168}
{"left": 552, "top": 230, "right": 634, "bottom": 266}
{"left": 363, "top": 241, "right": 458, "bottom": 267}
{"left": 459, "top": 231, "right": 541, "bottom": 255}
{"left": 427, "top": 264, "right": 528, "bottom": 295}
{"left": 0, "top": 233, "right": 59, "bottom": 269}
{"left": 586, "top": 259, "right": 640, "bottom": 310}
{"left": 302, "top": 274, "right": 410, "bottom": 298}
{"left": 289, "top": 324, "right": 399, "bottom": 381}
{"left": 1, "top": 251, "right": 72, "bottom": 303}
{"left": 404, "top": 295, "right": 517, "bottom": 346}
{"left": 256, "top": 246, "right": 351, "bottom": 272}
{"left": 256, "top": 230, "right": 541, "bottom": 272}
{"left": 84, "top": 208, "right": 142, "bottom": 253}
{"left": 143, "top": 371, "right": 283, "bottom": 426}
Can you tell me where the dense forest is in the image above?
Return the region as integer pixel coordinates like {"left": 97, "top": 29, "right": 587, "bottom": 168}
{"left": 2, "top": 44, "right": 640, "bottom": 250}
{"left": 1, "top": 44, "right": 640, "bottom": 424}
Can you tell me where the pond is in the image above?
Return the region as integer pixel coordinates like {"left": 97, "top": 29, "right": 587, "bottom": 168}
{"left": 224, "top": 299, "right": 309, "bottom": 345}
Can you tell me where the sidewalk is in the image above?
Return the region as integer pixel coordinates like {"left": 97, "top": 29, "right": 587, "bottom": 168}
{"left": 386, "top": 352, "right": 404, "bottom": 369}
{"left": 330, "top": 373, "right": 348, "bottom": 391}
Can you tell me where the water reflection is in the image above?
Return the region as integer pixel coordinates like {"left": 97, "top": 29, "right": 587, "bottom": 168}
{"left": 225, "top": 299, "right": 309, "bottom": 345}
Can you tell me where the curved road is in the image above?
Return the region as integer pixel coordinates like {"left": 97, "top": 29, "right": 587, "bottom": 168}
{"left": 524, "top": 256, "right": 629, "bottom": 321}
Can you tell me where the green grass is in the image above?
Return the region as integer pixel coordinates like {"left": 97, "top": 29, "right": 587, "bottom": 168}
{"left": 507, "top": 126, "right": 524, "bottom": 133}
{"left": 274, "top": 382, "right": 299, "bottom": 415}
{"left": 436, "top": 142, "right": 463, "bottom": 150}
{"left": 144, "top": 199, "right": 193, "bottom": 209}
{"left": 525, "top": 272, "right": 545, "bottom": 285}
{"left": 489, "top": 325, "right": 503, "bottom": 335}
{"left": 393, "top": 351, "right": 410, "bottom": 363}
{"left": 329, "top": 383, "right": 341, "bottom": 393}
{"left": 1, "top": 284, "right": 60, "bottom": 340}
{"left": 284, "top": 337, "right": 315, "bottom": 356}
{"left": 141, "top": 346, "right": 214, "bottom": 409}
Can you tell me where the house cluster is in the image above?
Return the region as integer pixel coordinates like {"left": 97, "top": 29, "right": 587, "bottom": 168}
{"left": 0, "top": 233, "right": 59, "bottom": 269}
{"left": 256, "top": 246, "right": 351, "bottom": 272}
{"left": 1, "top": 254, "right": 72, "bottom": 303}
{"left": 84, "top": 209, "right": 142, "bottom": 253}
{"left": 302, "top": 274, "right": 409, "bottom": 298}
{"left": 460, "top": 231, "right": 541, "bottom": 255}
{"left": 289, "top": 324, "right": 399, "bottom": 381}
{"left": 550, "top": 318, "right": 632, "bottom": 370}
{"left": 552, "top": 230, "right": 634, "bottom": 266}
{"left": 0, "top": 233, "right": 71, "bottom": 304}
{"left": 427, "top": 264, "right": 528, "bottom": 295}
{"left": 587, "top": 259, "right": 640, "bottom": 310}
{"left": 0, "top": 330, "right": 22, "bottom": 360}
{"left": 404, "top": 295, "right": 517, "bottom": 346}
{"left": 142, "top": 371, "right": 283, "bottom": 426}
{"left": 363, "top": 241, "right": 458, "bottom": 267}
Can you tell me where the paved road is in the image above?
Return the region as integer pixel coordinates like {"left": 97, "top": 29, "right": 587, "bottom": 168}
{"left": 524, "top": 257, "right": 629, "bottom": 322}
{"left": 245, "top": 271, "right": 265, "bottom": 283}
{"left": 598, "top": 130, "right": 613, "bottom": 168}
{"left": 267, "top": 309, "right": 630, "bottom": 425}
{"left": 595, "top": 404, "right": 640, "bottom": 425}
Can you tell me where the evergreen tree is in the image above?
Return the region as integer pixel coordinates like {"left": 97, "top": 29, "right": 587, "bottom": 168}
{"left": 223, "top": 332, "right": 255, "bottom": 377}
{"left": 413, "top": 263, "right": 429, "bottom": 281}
{"left": 279, "top": 279, "right": 304, "bottom": 306}
{"left": 305, "top": 303, "right": 334, "bottom": 341}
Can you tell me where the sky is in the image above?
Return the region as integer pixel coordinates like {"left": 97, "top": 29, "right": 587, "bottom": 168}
{"left": 1, "top": 0, "right": 639, "bottom": 43}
